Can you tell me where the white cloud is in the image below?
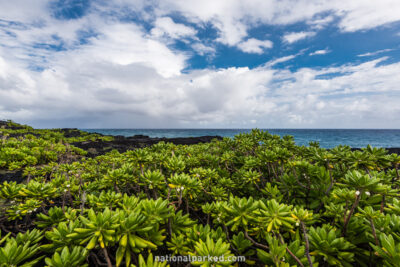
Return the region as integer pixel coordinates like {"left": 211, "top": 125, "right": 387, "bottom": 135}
{"left": 0, "top": 0, "right": 50, "bottom": 23}
{"left": 151, "top": 17, "right": 197, "bottom": 39}
{"left": 3, "top": 33, "right": 400, "bottom": 128}
{"left": 1, "top": 0, "right": 400, "bottom": 128}
{"left": 309, "top": 49, "right": 330, "bottom": 56}
{"left": 264, "top": 49, "right": 307, "bottom": 67}
{"left": 357, "top": 48, "right": 394, "bottom": 57}
{"left": 307, "top": 15, "right": 334, "bottom": 30}
{"left": 156, "top": 0, "right": 248, "bottom": 46}
{"left": 0, "top": 14, "right": 188, "bottom": 78}
{"left": 264, "top": 55, "right": 297, "bottom": 67}
{"left": 283, "top": 31, "right": 316, "bottom": 44}
{"left": 3, "top": 0, "right": 400, "bottom": 50}
{"left": 155, "top": 0, "right": 400, "bottom": 46}
{"left": 191, "top": 43, "right": 215, "bottom": 56}
{"left": 237, "top": 38, "right": 273, "bottom": 54}
{"left": 81, "top": 23, "right": 188, "bottom": 78}
{"left": 334, "top": 0, "right": 400, "bottom": 32}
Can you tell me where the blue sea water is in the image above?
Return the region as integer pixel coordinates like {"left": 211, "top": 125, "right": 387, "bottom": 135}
{"left": 81, "top": 129, "right": 400, "bottom": 148}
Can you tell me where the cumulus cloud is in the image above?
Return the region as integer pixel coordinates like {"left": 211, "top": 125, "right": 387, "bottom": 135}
{"left": 85, "top": 23, "right": 188, "bottom": 78}
{"left": 156, "top": 0, "right": 400, "bottom": 45}
{"left": 0, "top": 49, "right": 275, "bottom": 127}
{"left": 3, "top": 0, "right": 400, "bottom": 48}
{"left": 2, "top": 35, "right": 400, "bottom": 128}
{"left": 237, "top": 38, "right": 273, "bottom": 54}
{"left": 282, "top": 31, "right": 316, "bottom": 44}
{"left": 1, "top": 0, "right": 400, "bottom": 128}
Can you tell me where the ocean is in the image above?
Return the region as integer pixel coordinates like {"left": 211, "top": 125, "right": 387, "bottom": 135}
{"left": 81, "top": 129, "right": 400, "bottom": 148}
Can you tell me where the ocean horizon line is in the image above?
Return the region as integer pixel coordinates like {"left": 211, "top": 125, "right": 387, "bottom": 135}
{"left": 79, "top": 128, "right": 400, "bottom": 130}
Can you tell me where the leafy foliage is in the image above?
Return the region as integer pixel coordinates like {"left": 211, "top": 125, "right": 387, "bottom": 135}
{"left": 1, "top": 122, "right": 400, "bottom": 266}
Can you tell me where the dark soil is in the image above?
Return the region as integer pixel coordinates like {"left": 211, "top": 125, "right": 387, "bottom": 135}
{"left": 58, "top": 128, "right": 83, "bottom": 138}
{"left": 388, "top": 148, "right": 400, "bottom": 154}
{"left": 351, "top": 147, "right": 400, "bottom": 154}
{"left": 0, "top": 170, "right": 24, "bottom": 183}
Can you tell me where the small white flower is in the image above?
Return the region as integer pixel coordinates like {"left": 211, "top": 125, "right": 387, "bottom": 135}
{"left": 176, "top": 188, "right": 181, "bottom": 192}
{"left": 282, "top": 257, "right": 285, "bottom": 261}
{"left": 41, "top": 187, "right": 44, "bottom": 190}
{"left": 64, "top": 189, "right": 67, "bottom": 192}
{"left": 355, "top": 191, "right": 360, "bottom": 196}
{"left": 16, "top": 210, "right": 20, "bottom": 214}
{"left": 66, "top": 184, "right": 70, "bottom": 188}
{"left": 10, "top": 200, "right": 15, "bottom": 204}
{"left": 34, "top": 208, "right": 37, "bottom": 212}
{"left": 180, "top": 186, "right": 184, "bottom": 190}
{"left": 365, "top": 191, "right": 370, "bottom": 196}
{"left": 296, "top": 222, "right": 300, "bottom": 226}
{"left": 28, "top": 210, "right": 32, "bottom": 213}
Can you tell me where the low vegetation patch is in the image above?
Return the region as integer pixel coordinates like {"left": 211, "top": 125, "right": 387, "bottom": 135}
{"left": 1, "top": 121, "right": 400, "bottom": 266}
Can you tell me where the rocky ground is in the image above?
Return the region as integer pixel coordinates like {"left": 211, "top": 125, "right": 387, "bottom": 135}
{"left": 71, "top": 134, "right": 223, "bottom": 157}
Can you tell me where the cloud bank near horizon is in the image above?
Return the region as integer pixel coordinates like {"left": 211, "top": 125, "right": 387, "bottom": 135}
{"left": 0, "top": 0, "right": 400, "bottom": 128}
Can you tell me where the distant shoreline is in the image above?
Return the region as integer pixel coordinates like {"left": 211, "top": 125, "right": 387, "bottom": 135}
{"left": 82, "top": 128, "right": 400, "bottom": 149}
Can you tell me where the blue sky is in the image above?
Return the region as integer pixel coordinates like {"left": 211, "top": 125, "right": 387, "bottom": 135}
{"left": 0, "top": 0, "right": 400, "bottom": 128}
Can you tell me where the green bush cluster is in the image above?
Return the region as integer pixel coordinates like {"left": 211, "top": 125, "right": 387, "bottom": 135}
{"left": 1, "top": 127, "right": 400, "bottom": 266}
{"left": 0, "top": 121, "right": 112, "bottom": 170}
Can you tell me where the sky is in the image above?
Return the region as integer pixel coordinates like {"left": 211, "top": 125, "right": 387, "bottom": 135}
{"left": 0, "top": 0, "right": 400, "bottom": 128}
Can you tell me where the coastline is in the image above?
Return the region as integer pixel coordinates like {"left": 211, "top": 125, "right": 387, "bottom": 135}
{"left": 1, "top": 124, "right": 400, "bottom": 183}
{"left": 67, "top": 128, "right": 400, "bottom": 156}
